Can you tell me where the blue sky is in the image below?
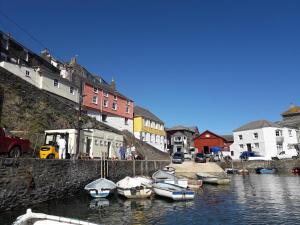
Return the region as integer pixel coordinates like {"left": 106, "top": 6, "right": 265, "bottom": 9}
{"left": 1, "top": 0, "right": 300, "bottom": 134}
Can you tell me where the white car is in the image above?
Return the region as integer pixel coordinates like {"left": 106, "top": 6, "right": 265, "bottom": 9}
{"left": 272, "top": 149, "right": 299, "bottom": 160}
{"left": 184, "top": 152, "right": 192, "bottom": 160}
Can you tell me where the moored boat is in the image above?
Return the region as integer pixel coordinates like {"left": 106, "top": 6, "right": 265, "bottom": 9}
{"left": 162, "top": 166, "right": 175, "bottom": 174}
{"left": 116, "top": 176, "right": 152, "bottom": 199}
{"left": 255, "top": 168, "right": 277, "bottom": 174}
{"left": 196, "top": 172, "right": 230, "bottom": 185}
{"left": 152, "top": 182, "right": 195, "bottom": 201}
{"left": 84, "top": 178, "right": 116, "bottom": 198}
{"left": 152, "top": 170, "right": 188, "bottom": 188}
{"left": 13, "top": 208, "right": 98, "bottom": 225}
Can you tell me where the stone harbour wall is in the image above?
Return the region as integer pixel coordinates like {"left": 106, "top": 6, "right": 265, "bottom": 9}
{"left": 218, "top": 159, "right": 300, "bottom": 173}
{"left": 0, "top": 158, "right": 170, "bottom": 211}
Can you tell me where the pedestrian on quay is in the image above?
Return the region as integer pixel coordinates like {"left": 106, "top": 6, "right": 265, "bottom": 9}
{"left": 57, "top": 135, "right": 66, "bottom": 159}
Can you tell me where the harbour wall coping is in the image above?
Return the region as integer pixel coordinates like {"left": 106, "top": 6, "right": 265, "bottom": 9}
{"left": 218, "top": 159, "right": 300, "bottom": 173}
{"left": 0, "top": 158, "right": 170, "bottom": 211}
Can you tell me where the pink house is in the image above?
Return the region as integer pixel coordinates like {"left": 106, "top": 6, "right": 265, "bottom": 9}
{"left": 83, "top": 79, "right": 134, "bottom": 133}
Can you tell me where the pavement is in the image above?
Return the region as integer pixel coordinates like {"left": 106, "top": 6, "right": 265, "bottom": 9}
{"left": 169, "top": 160, "right": 225, "bottom": 179}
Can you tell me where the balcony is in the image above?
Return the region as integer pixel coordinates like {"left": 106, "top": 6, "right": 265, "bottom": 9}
{"left": 276, "top": 136, "right": 284, "bottom": 143}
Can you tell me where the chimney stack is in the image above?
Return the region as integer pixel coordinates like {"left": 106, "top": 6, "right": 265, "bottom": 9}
{"left": 111, "top": 77, "right": 116, "bottom": 90}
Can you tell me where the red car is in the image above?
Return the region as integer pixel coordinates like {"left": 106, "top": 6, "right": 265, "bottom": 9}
{"left": 0, "top": 128, "right": 31, "bottom": 157}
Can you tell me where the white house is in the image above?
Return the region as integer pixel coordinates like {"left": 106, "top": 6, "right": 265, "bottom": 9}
{"left": 230, "top": 120, "right": 299, "bottom": 160}
{"left": 44, "top": 128, "right": 123, "bottom": 159}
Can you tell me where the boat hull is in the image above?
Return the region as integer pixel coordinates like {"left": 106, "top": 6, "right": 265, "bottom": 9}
{"left": 117, "top": 187, "right": 152, "bottom": 199}
{"left": 153, "top": 183, "right": 195, "bottom": 201}
{"left": 196, "top": 173, "right": 230, "bottom": 185}
{"left": 89, "top": 189, "right": 112, "bottom": 198}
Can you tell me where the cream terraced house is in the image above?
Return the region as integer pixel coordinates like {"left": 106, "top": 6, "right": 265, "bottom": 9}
{"left": 0, "top": 31, "right": 79, "bottom": 104}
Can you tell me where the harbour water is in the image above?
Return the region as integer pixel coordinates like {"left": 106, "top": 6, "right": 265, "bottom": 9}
{"left": 2, "top": 174, "right": 300, "bottom": 225}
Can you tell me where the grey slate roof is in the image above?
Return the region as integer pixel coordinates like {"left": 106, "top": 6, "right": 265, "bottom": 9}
{"left": 221, "top": 135, "right": 234, "bottom": 142}
{"left": 134, "top": 106, "right": 164, "bottom": 124}
{"left": 234, "top": 120, "right": 281, "bottom": 132}
{"left": 166, "top": 125, "right": 198, "bottom": 133}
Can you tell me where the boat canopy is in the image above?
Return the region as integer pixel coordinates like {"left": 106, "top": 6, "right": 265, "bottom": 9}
{"left": 84, "top": 178, "right": 116, "bottom": 191}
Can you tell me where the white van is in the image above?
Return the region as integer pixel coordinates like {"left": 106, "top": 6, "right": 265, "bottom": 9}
{"left": 272, "top": 148, "right": 299, "bottom": 160}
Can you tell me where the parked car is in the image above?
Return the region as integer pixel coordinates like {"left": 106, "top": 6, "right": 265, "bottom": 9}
{"left": 239, "top": 151, "right": 258, "bottom": 160}
{"left": 272, "top": 149, "right": 299, "bottom": 160}
{"left": 195, "top": 153, "right": 206, "bottom": 163}
{"left": 172, "top": 152, "right": 185, "bottom": 164}
{"left": 0, "top": 128, "right": 31, "bottom": 157}
{"left": 184, "top": 152, "right": 192, "bottom": 160}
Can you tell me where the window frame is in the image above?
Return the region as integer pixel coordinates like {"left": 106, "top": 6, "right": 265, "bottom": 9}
{"left": 92, "top": 96, "right": 98, "bottom": 104}
{"left": 53, "top": 79, "right": 59, "bottom": 88}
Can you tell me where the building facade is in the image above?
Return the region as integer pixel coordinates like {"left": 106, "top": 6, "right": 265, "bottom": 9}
{"left": 133, "top": 106, "right": 166, "bottom": 152}
{"left": 194, "top": 130, "right": 233, "bottom": 155}
{"left": 230, "top": 120, "right": 299, "bottom": 160}
{"left": 166, "top": 126, "right": 199, "bottom": 155}
{"left": 0, "top": 31, "right": 79, "bottom": 104}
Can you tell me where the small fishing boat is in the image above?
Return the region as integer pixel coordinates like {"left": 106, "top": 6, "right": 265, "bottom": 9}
{"left": 162, "top": 166, "right": 175, "bottom": 174}
{"left": 152, "top": 170, "right": 188, "bottom": 188}
{"left": 255, "top": 168, "right": 277, "bottom": 174}
{"left": 134, "top": 176, "right": 153, "bottom": 186}
{"left": 196, "top": 172, "right": 230, "bottom": 185}
{"left": 13, "top": 208, "right": 98, "bottom": 225}
{"left": 84, "top": 178, "right": 116, "bottom": 198}
{"left": 116, "top": 176, "right": 152, "bottom": 199}
{"left": 152, "top": 182, "right": 195, "bottom": 201}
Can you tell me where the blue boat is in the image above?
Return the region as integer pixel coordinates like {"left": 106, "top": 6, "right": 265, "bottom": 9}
{"left": 255, "top": 168, "right": 277, "bottom": 174}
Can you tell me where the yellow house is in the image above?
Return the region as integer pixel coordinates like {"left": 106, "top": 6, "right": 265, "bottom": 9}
{"left": 134, "top": 106, "right": 166, "bottom": 151}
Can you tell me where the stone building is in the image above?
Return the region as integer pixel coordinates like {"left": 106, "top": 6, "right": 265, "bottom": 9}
{"left": 166, "top": 125, "right": 199, "bottom": 155}
{"left": 133, "top": 106, "right": 166, "bottom": 152}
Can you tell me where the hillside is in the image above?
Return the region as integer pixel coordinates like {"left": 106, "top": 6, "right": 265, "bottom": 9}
{"left": 0, "top": 67, "right": 170, "bottom": 160}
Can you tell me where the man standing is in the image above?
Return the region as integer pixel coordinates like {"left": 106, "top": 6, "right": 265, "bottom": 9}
{"left": 57, "top": 135, "right": 66, "bottom": 159}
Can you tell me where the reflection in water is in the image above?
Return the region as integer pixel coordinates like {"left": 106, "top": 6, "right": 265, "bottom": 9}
{"left": 3, "top": 175, "right": 300, "bottom": 225}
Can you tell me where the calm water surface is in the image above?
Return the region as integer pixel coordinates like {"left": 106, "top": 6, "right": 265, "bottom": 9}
{"left": 2, "top": 174, "right": 300, "bottom": 225}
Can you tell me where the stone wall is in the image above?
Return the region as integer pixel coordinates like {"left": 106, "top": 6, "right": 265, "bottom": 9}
{"left": 218, "top": 159, "right": 300, "bottom": 173}
{"left": 0, "top": 158, "right": 170, "bottom": 212}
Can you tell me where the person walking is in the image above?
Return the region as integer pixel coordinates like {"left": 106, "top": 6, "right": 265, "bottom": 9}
{"left": 57, "top": 135, "right": 66, "bottom": 159}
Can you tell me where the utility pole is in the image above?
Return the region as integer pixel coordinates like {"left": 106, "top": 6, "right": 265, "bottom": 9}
{"left": 75, "top": 77, "right": 83, "bottom": 159}
{"left": 0, "top": 86, "right": 4, "bottom": 125}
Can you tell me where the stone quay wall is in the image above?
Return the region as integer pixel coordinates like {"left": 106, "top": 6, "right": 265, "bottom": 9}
{"left": 0, "top": 158, "right": 170, "bottom": 211}
{"left": 218, "top": 159, "right": 300, "bottom": 173}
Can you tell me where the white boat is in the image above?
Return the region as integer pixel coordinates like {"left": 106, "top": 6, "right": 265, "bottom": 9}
{"left": 13, "top": 208, "right": 98, "bottom": 225}
{"left": 133, "top": 176, "right": 153, "bottom": 186}
{"left": 152, "top": 170, "right": 188, "bottom": 188}
{"left": 152, "top": 182, "right": 195, "bottom": 201}
{"left": 84, "top": 178, "right": 116, "bottom": 198}
{"left": 116, "top": 176, "right": 152, "bottom": 199}
{"left": 196, "top": 172, "right": 230, "bottom": 185}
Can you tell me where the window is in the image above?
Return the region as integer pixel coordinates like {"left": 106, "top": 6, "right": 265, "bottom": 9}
{"left": 238, "top": 135, "right": 243, "bottom": 140}
{"left": 125, "top": 118, "right": 128, "bottom": 125}
{"left": 0, "top": 52, "right": 7, "bottom": 61}
{"left": 288, "top": 130, "right": 293, "bottom": 137}
{"left": 239, "top": 144, "right": 244, "bottom": 149}
{"left": 127, "top": 100, "right": 130, "bottom": 106}
{"left": 275, "top": 130, "right": 282, "bottom": 137}
{"left": 70, "top": 87, "right": 74, "bottom": 95}
{"left": 95, "top": 140, "right": 99, "bottom": 146}
{"left": 277, "top": 144, "right": 283, "bottom": 151}
{"left": 25, "top": 70, "right": 30, "bottom": 77}
{"left": 253, "top": 133, "right": 258, "bottom": 139}
{"left": 254, "top": 143, "right": 259, "bottom": 148}
{"left": 103, "top": 99, "right": 108, "bottom": 108}
{"left": 92, "top": 96, "right": 98, "bottom": 104}
{"left": 112, "top": 102, "right": 117, "bottom": 110}
{"left": 53, "top": 79, "right": 59, "bottom": 87}
{"left": 114, "top": 95, "right": 117, "bottom": 101}
{"left": 103, "top": 91, "right": 108, "bottom": 97}
{"left": 126, "top": 106, "right": 130, "bottom": 113}
{"left": 102, "top": 114, "right": 107, "bottom": 122}
{"left": 93, "top": 87, "right": 98, "bottom": 93}
{"left": 24, "top": 49, "right": 29, "bottom": 62}
{"left": 231, "top": 151, "right": 234, "bottom": 156}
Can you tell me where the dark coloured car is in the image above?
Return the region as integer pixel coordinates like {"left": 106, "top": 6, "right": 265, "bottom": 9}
{"left": 195, "top": 153, "right": 206, "bottom": 163}
{"left": 239, "top": 151, "right": 256, "bottom": 160}
{"left": 172, "top": 152, "right": 185, "bottom": 164}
